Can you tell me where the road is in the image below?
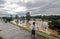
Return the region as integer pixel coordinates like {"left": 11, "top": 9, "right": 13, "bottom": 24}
{"left": 0, "top": 20, "right": 45, "bottom": 39}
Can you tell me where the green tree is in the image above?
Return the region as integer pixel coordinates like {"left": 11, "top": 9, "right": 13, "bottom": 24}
{"left": 15, "top": 15, "right": 19, "bottom": 19}
{"left": 26, "top": 12, "right": 31, "bottom": 22}
{"left": 10, "top": 15, "right": 13, "bottom": 21}
{"left": 20, "top": 16, "right": 25, "bottom": 20}
{"left": 15, "top": 15, "right": 19, "bottom": 24}
{"left": 48, "top": 20, "right": 60, "bottom": 30}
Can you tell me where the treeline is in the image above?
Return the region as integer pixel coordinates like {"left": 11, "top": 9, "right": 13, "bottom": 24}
{"left": 31, "top": 15, "right": 60, "bottom": 21}
{"left": 31, "top": 15, "right": 60, "bottom": 30}
{"left": 2, "top": 17, "right": 13, "bottom": 23}
{"left": 1, "top": 12, "right": 60, "bottom": 30}
{"left": 2, "top": 15, "right": 20, "bottom": 23}
{"left": 25, "top": 12, "right": 60, "bottom": 30}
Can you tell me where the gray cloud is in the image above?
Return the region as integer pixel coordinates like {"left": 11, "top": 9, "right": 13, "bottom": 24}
{"left": 0, "top": 0, "right": 5, "bottom": 4}
{"left": 26, "top": 0, "right": 60, "bottom": 15}
{"left": 0, "top": 5, "right": 4, "bottom": 8}
{"left": 25, "top": 1, "right": 47, "bottom": 9}
{"left": 0, "top": 0, "right": 60, "bottom": 17}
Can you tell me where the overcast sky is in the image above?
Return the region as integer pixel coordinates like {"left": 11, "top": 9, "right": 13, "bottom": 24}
{"left": 0, "top": 0, "right": 60, "bottom": 17}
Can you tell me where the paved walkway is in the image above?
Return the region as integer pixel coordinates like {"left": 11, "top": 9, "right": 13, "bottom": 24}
{"left": 0, "top": 20, "right": 45, "bottom": 39}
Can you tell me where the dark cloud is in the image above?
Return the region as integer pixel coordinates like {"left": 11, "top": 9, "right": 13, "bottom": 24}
{"left": 0, "top": 0, "right": 5, "bottom": 9}
{"left": 17, "top": 12, "right": 26, "bottom": 17}
{"left": 15, "top": 0, "right": 60, "bottom": 16}
{"left": 0, "top": 5, "right": 4, "bottom": 8}
{"left": 0, "top": 0, "right": 5, "bottom": 4}
{"left": 17, "top": 0, "right": 49, "bottom": 9}
{"left": 26, "top": 0, "right": 60, "bottom": 15}
{"left": 25, "top": 0, "right": 48, "bottom": 9}
{"left": 0, "top": 0, "right": 60, "bottom": 17}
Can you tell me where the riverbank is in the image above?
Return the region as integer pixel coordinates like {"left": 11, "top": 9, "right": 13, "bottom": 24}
{"left": 10, "top": 22, "right": 60, "bottom": 39}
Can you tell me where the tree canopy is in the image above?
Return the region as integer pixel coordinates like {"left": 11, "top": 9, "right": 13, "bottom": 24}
{"left": 26, "top": 12, "right": 31, "bottom": 21}
{"left": 48, "top": 20, "right": 60, "bottom": 30}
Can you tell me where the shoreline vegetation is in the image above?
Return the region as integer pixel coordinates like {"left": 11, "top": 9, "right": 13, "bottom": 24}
{"left": 11, "top": 22, "right": 60, "bottom": 39}
{"left": 1, "top": 14, "right": 60, "bottom": 39}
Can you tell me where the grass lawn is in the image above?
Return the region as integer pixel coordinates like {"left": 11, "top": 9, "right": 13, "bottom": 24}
{"left": 11, "top": 22, "right": 60, "bottom": 39}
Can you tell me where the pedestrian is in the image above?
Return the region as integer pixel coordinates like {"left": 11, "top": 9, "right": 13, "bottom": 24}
{"left": 31, "top": 22, "right": 36, "bottom": 39}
